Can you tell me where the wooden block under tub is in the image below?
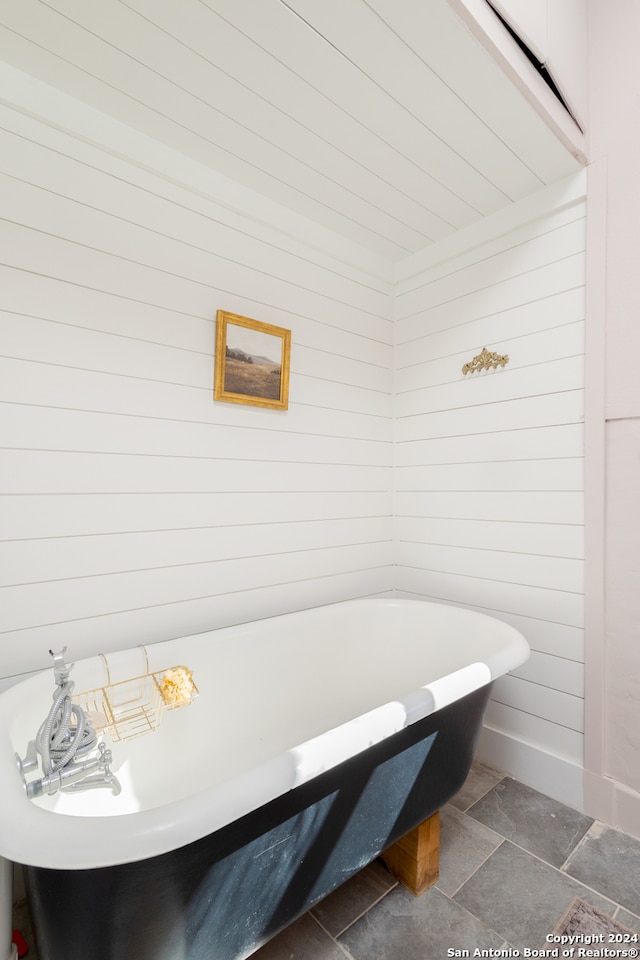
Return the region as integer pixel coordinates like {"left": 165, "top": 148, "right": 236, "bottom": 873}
{"left": 380, "top": 810, "right": 440, "bottom": 896}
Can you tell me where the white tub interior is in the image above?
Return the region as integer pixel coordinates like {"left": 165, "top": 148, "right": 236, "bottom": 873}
{"left": 0, "top": 599, "right": 529, "bottom": 869}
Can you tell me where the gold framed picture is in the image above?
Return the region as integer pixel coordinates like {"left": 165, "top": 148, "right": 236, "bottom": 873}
{"left": 214, "top": 310, "right": 291, "bottom": 410}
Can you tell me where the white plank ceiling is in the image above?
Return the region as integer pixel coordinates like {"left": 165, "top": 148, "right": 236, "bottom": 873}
{"left": 0, "top": 0, "right": 584, "bottom": 261}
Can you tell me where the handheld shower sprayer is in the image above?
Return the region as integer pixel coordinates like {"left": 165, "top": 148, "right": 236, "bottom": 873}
{"left": 16, "top": 649, "right": 121, "bottom": 800}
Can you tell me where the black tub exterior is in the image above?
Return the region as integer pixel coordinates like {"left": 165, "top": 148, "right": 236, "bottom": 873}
{"left": 25, "top": 682, "right": 493, "bottom": 960}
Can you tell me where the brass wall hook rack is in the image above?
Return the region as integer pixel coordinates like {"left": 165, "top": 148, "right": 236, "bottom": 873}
{"left": 462, "top": 347, "right": 509, "bottom": 375}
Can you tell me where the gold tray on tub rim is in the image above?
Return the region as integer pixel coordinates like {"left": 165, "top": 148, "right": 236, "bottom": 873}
{"left": 73, "top": 645, "right": 199, "bottom": 742}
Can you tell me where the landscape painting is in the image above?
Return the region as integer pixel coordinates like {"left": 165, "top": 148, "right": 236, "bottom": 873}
{"left": 214, "top": 310, "right": 291, "bottom": 410}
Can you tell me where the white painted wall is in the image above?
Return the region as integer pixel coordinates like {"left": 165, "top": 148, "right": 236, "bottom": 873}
{"left": 583, "top": 0, "right": 640, "bottom": 839}
{"left": 394, "top": 174, "right": 587, "bottom": 808}
{"left": 0, "top": 70, "right": 395, "bottom": 687}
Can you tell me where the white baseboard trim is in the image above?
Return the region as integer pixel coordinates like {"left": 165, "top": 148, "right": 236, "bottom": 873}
{"left": 583, "top": 770, "right": 640, "bottom": 841}
{"left": 476, "top": 724, "right": 585, "bottom": 812}
{"left": 475, "top": 730, "right": 640, "bottom": 840}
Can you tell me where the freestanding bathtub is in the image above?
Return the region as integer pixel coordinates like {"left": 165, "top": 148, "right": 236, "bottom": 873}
{"left": 0, "top": 598, "right": 529, "bottom": 960}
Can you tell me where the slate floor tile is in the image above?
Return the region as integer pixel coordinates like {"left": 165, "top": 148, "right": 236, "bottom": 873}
{"left": 467, "top": 777, "right": 594, "bottom": 867}
{"left": 338, "top": 885, "right": 504, "bottom": 960}
{"left": 254, "top": 913, "right": 346, "bottom": 960}
{"left": 565, "top": 823, "right": 640, "bottom": 916}
{"left": 437, "top": 803, "right": 503, "bottom": 896}
{"left": 616, "top": 909, "right": 640, "bottom": 935}
{"left": 449, "top": 762, "right": 504, "bottom": 812}
{"left": 454, "top": 840, "right": 615, "bottom": 952}
{"left": 310, "top": 858, "right": 396, "bottom": 936}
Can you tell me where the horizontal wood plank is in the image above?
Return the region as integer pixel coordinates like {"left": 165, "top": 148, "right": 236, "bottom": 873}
{"left": 0, "top": 518, "right": 393, "bottom": 587}
{"left": 396, "top": 424, "right": 584, "bottom": 465}
{"left": 0, "top": 542, "right": 392, "bottom": 635}
{"left": 395, "top": 517, "right": 583, "bottom": 560}
{"left": 0, "top": 491, "right": 393, "bottom": 540}
{"left": 396, "top": 458, "right": 583, "bottom": 492}
{"left": 484, "top": 702, "right": 583, "bottom": 765}
{"left": 395, "top": 542, "right": 583, "bottom": 593}
{"left": 396, "top": 491, "right": 583, "bottom": 525}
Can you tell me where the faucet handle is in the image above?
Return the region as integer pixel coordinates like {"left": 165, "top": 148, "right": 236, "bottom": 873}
{"left": 97, "top": 741, "right": 113, "bottom": 770}
{"left": 92, "top": 742, "right": 122, "bottom": 796}
{"left": 99, "top": 743, "right": 122, "bottom": 796}
{"left": 16, "top": 740, "right": 38, "bottom": 778}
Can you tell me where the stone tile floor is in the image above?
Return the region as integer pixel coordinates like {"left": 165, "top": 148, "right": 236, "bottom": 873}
{"left": 13, "top": 762, "right": 640, "bottom": 959}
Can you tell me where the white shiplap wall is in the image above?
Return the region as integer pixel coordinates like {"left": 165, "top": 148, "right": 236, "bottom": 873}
{"left": 394, "top": 174, "right": 586, "bottom": 804}
{"left": 0, "top": 67, "right": 589, "bottom": 810}
{"left": 0, "top": 88, "right": 394, "bottom": 686}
